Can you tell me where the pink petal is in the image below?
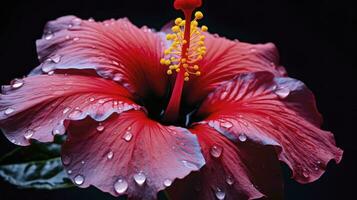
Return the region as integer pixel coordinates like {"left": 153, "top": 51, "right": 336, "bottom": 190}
{"left": 184, "top": 33, "right": 287, "bottom": 104}
{"left": 0, "top": 74, "right": 140, "bottom": 146}
{"left": 33, "top": 16, "right": 168, "bottom": 98}
{"left": 168, "top": 124, "right": 283, "bottom": 200}
{"left": 61, "top": 111, "right": 205, "bottom": 199}
{"left": 197, "top": 72, "right": 343, "bottom": 184}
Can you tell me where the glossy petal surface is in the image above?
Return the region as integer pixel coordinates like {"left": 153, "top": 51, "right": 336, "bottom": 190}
{"left": 62, "top": 111, "right": 205, "bottom": 199}
{"left": 197, "top": 72, "right": 343, "bottom": 184}
{"left": 33, "top": 16, "right": 167, "bottom": 98}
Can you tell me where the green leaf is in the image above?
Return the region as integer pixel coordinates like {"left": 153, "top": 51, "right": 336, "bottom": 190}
{"left": 0, "top": 136, "right": 74, "bottom": 189}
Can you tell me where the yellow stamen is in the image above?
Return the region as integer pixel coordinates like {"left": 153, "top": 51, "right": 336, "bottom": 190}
{"left": 161, "top": 11, "right": 207, "bottom": 81}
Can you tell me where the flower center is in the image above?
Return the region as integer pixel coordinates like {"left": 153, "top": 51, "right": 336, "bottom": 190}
{"left": 163, "top": 0, "right": 206, "bottom": 123}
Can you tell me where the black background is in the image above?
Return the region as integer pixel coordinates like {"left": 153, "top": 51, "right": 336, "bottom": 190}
{"left": 0, "top": 0, "right": 356, "bottom": 199}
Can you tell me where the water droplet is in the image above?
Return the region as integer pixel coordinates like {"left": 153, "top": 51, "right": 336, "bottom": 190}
{"left": 72, "top": 18, "right": 82, "bottom": 25}
{"left": 48, "top": 71, "right": 55, "bottom": 75}
{"left": 210, "top": 145, "right": 223, "bottom": 158}
{"left": 63, "top": 107, "right": 71, "bottom": 114}
{"left": 62, "top": 155, "right": 71, "bottom": 165}
{"left": 74, "top": 175, "right": 85, "bottom": 185}
{"left": 69, "top": 110, "right": 82, "bottom": 119}
{"left": 73, "top": 37, "right": 80, "bottom": 41}
{"left": 314, "top": 167, "right": 319, "bottom": 171}
{"left": 250, "top": 48, "right": 256, "bottom": 52}
{"left": 123, "top": 131, "right": 133, "bottom": 142}
{"left": 51, "top": 55, "right": 61, "bottom": 63}
{"left": 81, "top": 160, "right": 85, "bottom": 165}
{"left": 11, "top": 79, "right": 24, "bottom": 89}
{"left": 113, "top": 74, "right": 122, "bottom": 82}
{"left": 45, "top": 33, "right": 53, "bottom": 40}
{"left": 220, "top": 91, "right": 228, "bottom": 100}
{"left": 114, "top": 179, "right": 128, "bottom": 194}
{"left": 215, "top": 188, "right": 226, "bottom": 200}
{"left": 42, "top": 65, "right": 53, "bottom": 73}
{"left": 238, "top": 133, "right": 247, "bottom": 142}
{"left": 52, "top": 128, "right": 61, "bottom": 136}
{"left": 97, "top": 124, "right": 105, "bottom": 132}
{"left": 98, "top": 99, "right": 105, "bottom": 104}
{"left": 133, "top": 171, "right": 146, "bottom": 186}
{"left": 107, "top": 151, "right": 114, "bottom": 160}
{"left": 275, "top": 87, "right": 290, "bottom": 99}
{"left": 68, "top": 24, "right": 73, "bottom": 28}
{"left": 226, "top": 176, "right": 234, "bottom": 185}
{"left": 161, "top": 179, "right": 172, "bottom": 187}
{"left": 89, "top": 97, "right": 95, "bottom": 102}
{"left": 317, "top": 161, "right": 321, "bottom": 165}
{"left": 67, "top": 170, "right": 72, "bottom": 174}
{"left": 303, "top": 171, "right": 309, "bottom": 178}
{"left": 24, "top": 129, "right": 34, "bottom": 140}
{"left": 220, "top": 121, "right": 233, "bottom": 129}
{"left": 112, "top": 60, "right": 119, "bottom": 66}
{"left": 65, "top": 35, "right": 71, "bottom": 40}
{"left": 4, "top": 108, "right": 15, "bottom": 115}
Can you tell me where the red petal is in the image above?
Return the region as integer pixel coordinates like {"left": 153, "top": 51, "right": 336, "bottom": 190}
{"left": 61, "top": 111, "right": 205, "bottom": 199}
{"left": 197, "top": 72, "right": 343, "bottom": 184}
{"left": 168, "top": 124, "right": 283, "bottom": 200}
{"left": 0, "top": 74, "right": 139, "bottom": 146}
{"left": 33, "top": 16, "right": 167, "bottom": 98}
{"left": 184, "top": 33, "right": 287, "bottom": 104}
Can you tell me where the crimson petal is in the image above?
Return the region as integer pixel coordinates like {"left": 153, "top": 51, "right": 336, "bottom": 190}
{"left": 32, "top": 16, "right": 167, "bottom": 97}
{"left": 197, "top": 72, "right": 343, "bottom": 183}
{"left": 62, "top": 111, "right": 205, "bottom": 199}
{"left": 168, "top": 124, "right": 283, "bottom": 200}
{"left": 0, "top": 74, "right": 138, "bottom": 145}
{"left": 184, "top": 33, "right": 287, "bottom": 104}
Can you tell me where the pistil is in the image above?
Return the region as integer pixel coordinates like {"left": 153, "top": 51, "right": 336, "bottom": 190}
{"left": 163, "top": 0, "right": 206, "bottom": 122}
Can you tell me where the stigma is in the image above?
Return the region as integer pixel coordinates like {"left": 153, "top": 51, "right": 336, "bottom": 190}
{"left": 160, "top": 11, "right": 207, "bottom": 82}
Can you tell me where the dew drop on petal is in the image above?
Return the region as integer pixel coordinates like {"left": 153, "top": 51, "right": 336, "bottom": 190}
{"left": 51, "top": 55, "right": 61, "bottom": 63}
{"left": 226, "top": 176, "right": 234, "bottom": 185}
{"left": 238, "top": 133, "right": 247, "bottom": 142}
{"left": 133, "top": 171, "right": 146, "bottom": 186}
{"left": 73, "top": 37, "right": 80, "bottom": 41}
{"left": 220, "top": 121, "right": 233, "bottom": 129}
{"left": 112, "top": 60, "right": 119, "bottom": 66}
{"left": 275, "top": 87, "right": 290, "bottom": 99}
{"left": 123, "top": 131, "right": 133, "bottom": 142}
{"left": 63, "top": 107, "right": 71, "bottom": 114}
{"left": 303, "top": 169, "right": 309, "bottom": 178}
{"left": 114, "top": 179, "right": 128, "bottom": 194}
{"left": 74, "top": 174, "right": 85, "bottom": 185}
{"left": 107, "top": 151, "right": 114, "bottom": 160}
{"left": 11, "top": 79, "right": 24, "bottom": 89}
{"left": 45, "top": 33, "right": 53, "bottom": 40}
{"left": 81, "top": 160, "right": 85, "bottom": 165}
{"left": 89, "top": 97, "right": 95, "bottom": 102}
{"left": 67, "top": 170, "right": 72, "bottom": 174}
{"left": 98, "top": 99, "right": 105, "bottom": 104}
{"left": 210, "top": 145, "right": 223, "bottom": 158}
{"left": 62, "top": 155, "right": 72, "bottom": 165}
{"left": 163, "top": 179, "right": 172, "bottom": 187}
{"left": 97, "top": 124, "right": 105, "bottom": 132}
{"left": 42, "top": 65, "right": 53, "bottom": 73}
{"left": 48, "top": 71, "right": 55, "bottom": 75}
{"left": 4, "top": 108, "right": 15, "bottom": 115}
{"left": 52, "top": 128, "right": 61, "bottom": 136}
{"left": 69, "top": 110, "right": 82, "bottom": 119}
{"left": 215, "top": 188, "right": 226, "bottom": 200}
{"left": 24, "top": 129, "right": 34, "bottom": 140}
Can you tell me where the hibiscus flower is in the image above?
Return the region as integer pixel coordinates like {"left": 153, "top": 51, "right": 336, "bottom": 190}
{"left": 0, "top": 0, "right": 342, "bottom": 199}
